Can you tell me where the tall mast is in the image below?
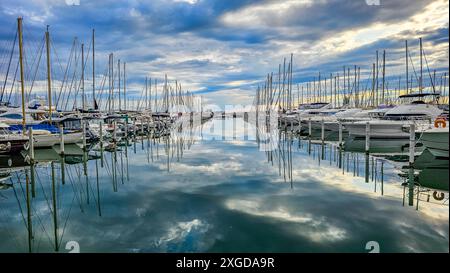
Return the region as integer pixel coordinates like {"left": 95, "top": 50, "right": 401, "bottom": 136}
{"left": 372, "top": 63, "right": 375, "bottom": 107}
{"left": 108, "top": 53, "right": 112, "bottom": 113}
{"left": 147, "top": 78, "right": 152, "bottom": 110}
{"left": 81, "top": 43, "right": 85, "bottom": 111}
{"left": 419, "top": 37, "right": 423, "bottom": 93}
{"left": 146, "top": 76, "right": 149, "bottom": 110}
{"left": 18, "top": 18, "right": 26, "bottom": 133}
{"left": 118, "top": 59, "right": 121, "bottom": 110}
{"left": 92, "top": 29, "right": 95, "bottom": 109}
{"left": 111, "top": 53, "right": 114, "bottom": 112}
{"left": 406, "top": 40, "right": 409, "bottom": 95}
{"left": 376, "top": 50, "right": 379, "bottom": 107}
{"left": 46, "top": 25, "right": 53, "bottom": 123}
{"left": 382, "top": 50, "right": 385, "bottom": 105}
{"left": 123, "top": 62, "right": 126, "bottom": 110}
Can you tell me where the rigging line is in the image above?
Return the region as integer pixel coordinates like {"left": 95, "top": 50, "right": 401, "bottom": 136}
{"left": 408, "top": 51, "right": 420, "bottom": 86}
{"left": 22, "top": 31, "right": 42, "bottom": 95}
{"left": 1, "top": 30, "right": 17, "bottom": 102}
{"left": 0, "top": 202, "right": 24, "bottom": 251}
{"left": 63, "top": 39, "right": 80, "bottom": 110}
{"left": 58, "top": 44, "right": 75, "bottom": 111}
{"left": 50, "top": 36, "right": 68, "bottom": 81}
{"left": 35, "top": 167, "right": 55, "bottom": 215}
{"left": 66, "top": 165, "right": 84, "bottom": 212}
{"left": 422, "top": 50, "right": 436, "bottom": 93}
{"left": 55, "top": 39, "right": 76, "bottom": 109}
{"left": 26, "top": 36, "right": 45, "bottom": 99}
{"left": 6, "top": 58, "right": 19, "bottom": 104}
{"left": 57, "top": 193, "right": 76, "bottom": 250}
{"left": 96, "top": 69, "right": 108, "bottom": 110}
{"left": 11, "top": 178, "right": 29, "bottom": 231}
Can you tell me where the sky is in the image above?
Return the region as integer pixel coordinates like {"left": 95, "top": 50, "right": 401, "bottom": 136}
{"left": 0, "top": 0, "right": 448, "bottom": 109}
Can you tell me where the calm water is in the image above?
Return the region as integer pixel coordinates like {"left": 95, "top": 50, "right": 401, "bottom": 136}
{"left": 0, "top": 118, "right": 448, "bottom": 253}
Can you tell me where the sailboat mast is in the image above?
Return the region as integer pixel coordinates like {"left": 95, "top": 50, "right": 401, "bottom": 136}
{"left": 406, "top": 40, "right": 409, "bottom": 95}
{"left": 92, "top": 29, "right": 95, "bottom": 109}
{"left": 123, "top": 62, "right": 126, "bottom": 110}
{"left": 81, "top": 43, "right": 85, "bottom": 111}
{"left": 419, "top": 37, "right": 423, "bottom": 93}
{"left": 382, "top": 50, "right": 385, "bottom": 105}
{"left": 46, "top": 25, "right": 53, "bottom": 122}
{"left": 17, "top": 18, "right": 26, "bottom": 133}
{"left": 118, "top": 59, "right": 121, "bottom": 110}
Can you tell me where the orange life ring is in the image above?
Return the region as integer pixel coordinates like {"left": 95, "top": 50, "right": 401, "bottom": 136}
{"left": 434, "top": 118, "right": 446, "bottom": 128}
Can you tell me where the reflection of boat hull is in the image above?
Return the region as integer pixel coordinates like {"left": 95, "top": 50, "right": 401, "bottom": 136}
{"left": 414, "top": 149, "right": 449, "bottom": 169}
{"left": 418, "top": 167, "right": 449, "bottom": 192}
{"left": 344, "top": 137, "right": 415, "bottom": 153}
{"left": 420, "top": 128, "right": 449, "bottom": 158}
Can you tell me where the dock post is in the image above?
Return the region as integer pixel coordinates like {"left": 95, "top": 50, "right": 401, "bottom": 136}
{"left": 82, "top": 120, "right": 87, "bottom": 151}
{"left": 408, "top": 124, "right": 415, "bottom": 206}
{"left": 338, "top": 122, "right": 343, "bottom": 169}
{"left": 308, "top": 118, "right": 312, "bottom": 155}
{"left": 298, "top": 115, "right": 302, "bottom": 134}
{"left": 321, "top": 119, "right": 325, "bottom": 159}
{"left": 99, "top": 121, "right": 104, "bottom": 167}
{"left": 365, "top": 122, "right": 370, "bottom": 154}
{"left": 113, "top": 121, "right": 117, "bottom": 143}
{"left": 308, "top": 118, "right": 312, "bottom": 137}
{"left": 59, "top": 125, "right": 65, "bottom": 155}
{"left": 28, "top": 128, "right": 34, "bottom": 164}
{"left": 28, "top": 128, "right": 36, "bottom": 198}
{"left": 124, "top": 115, "right": 128, "bottom": 139}
{"left": 365, "top": 122, "right": 370, "bottom": 182}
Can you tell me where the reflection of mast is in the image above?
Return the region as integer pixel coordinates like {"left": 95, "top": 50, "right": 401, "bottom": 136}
{"left": 25, "top": 169, "right": 33, "bottom": 253}
{"left": 95, "top": 158, "right": 101, "bottom": 216}
{"left": 51, "top": 162, "right": 59, "bottom": 251}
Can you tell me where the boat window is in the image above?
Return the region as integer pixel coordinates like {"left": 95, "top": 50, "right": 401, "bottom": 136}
{"left": 1, "top": 113, "right": 22, "bottom": 119}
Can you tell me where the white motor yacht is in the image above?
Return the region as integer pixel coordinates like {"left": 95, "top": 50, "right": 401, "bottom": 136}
{"left": 344, "top": 93, "right": 443, "bottom": 139}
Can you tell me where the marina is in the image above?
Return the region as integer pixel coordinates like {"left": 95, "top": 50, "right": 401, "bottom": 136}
{"left": 0, "top": 1, "right": 449, "bottom": 254}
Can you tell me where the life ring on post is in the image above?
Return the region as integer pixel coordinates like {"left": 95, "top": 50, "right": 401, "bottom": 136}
{"left": 433, "top": 191, "right": 445, "bottom": 201}
{"left": 434, "top": 118, "right": 446, "bottom": 128}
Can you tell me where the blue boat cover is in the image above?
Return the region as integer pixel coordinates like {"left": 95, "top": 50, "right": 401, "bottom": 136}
{"left": 9, "top": 124, "right": 61, "bottom": 134}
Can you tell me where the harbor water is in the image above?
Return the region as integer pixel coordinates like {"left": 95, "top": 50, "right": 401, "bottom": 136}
{"left": 0, "top": 118, "right": 448, "bottom": 253}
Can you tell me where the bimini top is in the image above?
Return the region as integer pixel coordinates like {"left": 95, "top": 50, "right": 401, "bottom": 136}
{"left": 398, "top": 92, "right": 440, "bottom": 98}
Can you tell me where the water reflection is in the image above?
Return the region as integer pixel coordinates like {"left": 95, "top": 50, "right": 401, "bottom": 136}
{"left": 0, "top": 118, "right": 448, "bottom": 253}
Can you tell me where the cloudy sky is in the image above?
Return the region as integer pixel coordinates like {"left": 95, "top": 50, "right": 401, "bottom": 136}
{"left": 0, "top": 0, "right": 448, "bottom": 108}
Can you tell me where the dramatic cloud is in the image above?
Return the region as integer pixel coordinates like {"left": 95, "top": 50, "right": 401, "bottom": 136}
{"left": 0, "top": 0, "right": 448, "bottom": 108}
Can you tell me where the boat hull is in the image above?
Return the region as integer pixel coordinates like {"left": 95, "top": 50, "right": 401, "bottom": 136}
{"left": 33, "top": 132, "right": 84, "bottom": 148}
